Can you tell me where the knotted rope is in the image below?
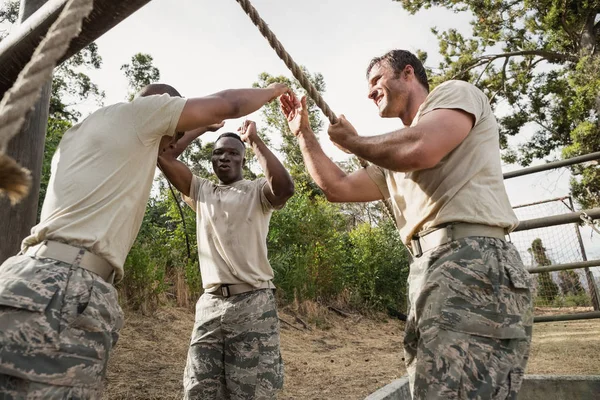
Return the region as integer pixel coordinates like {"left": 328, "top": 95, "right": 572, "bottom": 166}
{"left": 234, "top": 0, "right": 395, "bottom": 222}
{"left": 0, "top": 0, "right": 94, "bottom": 204}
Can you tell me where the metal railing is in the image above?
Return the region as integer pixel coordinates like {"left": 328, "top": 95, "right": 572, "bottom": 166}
{"left": 506, "top": 152, "right": 600, "bottom": 323}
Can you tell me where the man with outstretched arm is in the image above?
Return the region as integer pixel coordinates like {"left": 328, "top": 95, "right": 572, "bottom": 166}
{"left": 158, "top": 119, "right": 294, "bottom": 400}
{"left": 0, "top": 82, "right": 289, "bottom": 398}
{"left": 280, "top": 49, "right": 533, "bottom": 399}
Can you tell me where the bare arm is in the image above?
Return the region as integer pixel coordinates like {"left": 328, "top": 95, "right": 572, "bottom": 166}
{"left": 158, "top": 151, "right": 193, "bottom": 197}
{"left": 239, "top": 121, "right": 294, "bottom": 208}
{"left": 176, "top": 84, "right": 289, "bottom": 132}
{"left": 157, "top": 123, "right": 224, "bottom": 196}
{"left": 328, "top": 109, "right": 474, "bottom": 172}
{"left": 280, "top": 93, "right": 383, "bottom": 203}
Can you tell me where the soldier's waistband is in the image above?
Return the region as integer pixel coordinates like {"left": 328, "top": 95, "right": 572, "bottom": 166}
{"left": 206, "top": 281, "right": 275, "bottom": 298}
{"left": 23, "top": 240, "right": 115, "bottom": 284}
{"left": 409, "top": 223, "right": 507, "bottom": 258}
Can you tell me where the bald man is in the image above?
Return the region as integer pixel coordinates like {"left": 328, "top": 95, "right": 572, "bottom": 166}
{"left": 0, "top": 82, "right": 289, "bottom": 397}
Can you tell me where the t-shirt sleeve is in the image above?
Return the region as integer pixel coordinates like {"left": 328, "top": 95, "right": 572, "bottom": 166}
{"left": 183, "top": 175, "right": 205, "bottom": 211}
{"left": 365, "top": 165, "right": 390, "bottom": 199}
{"left": 256, "top": 177, "right": 283, "bottom": 213}
{"left": 131, "top": 94, "right": 187, "bottom": 146}
{"left": 419, "top": 81, "right": 484, "bottom": 126}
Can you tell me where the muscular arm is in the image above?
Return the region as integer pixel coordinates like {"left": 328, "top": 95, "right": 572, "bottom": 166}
{"left": 176, "top": 85, "right": 288, "bottom": 132}
{"left": 279, "top": 92, "right": 383, "bottom": 203}
{"left": 157, "top": 142, "right": 193, "bottom": 197}
{"left": 297, "top": 128, "right": 384, "bottom": 203}
{"left": 331, "top": 109, "right": 474, "bottom": 172}
{"left": 157, "top": 123, "right": 225, "bottom": 196}
{"left": 249, "top": 136, "right": 294, "bottom": 208}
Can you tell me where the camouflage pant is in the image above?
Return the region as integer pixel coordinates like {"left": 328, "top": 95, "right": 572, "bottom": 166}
{"left": 404, "top": 237, "right": 534, "bottom": 400}
{"left": 0, "top": 374, "right": 101, "bottom": 399}
{"left": 0, "top": 255, "right": 124, "bottom": 398}
{"left": 183, "top": 289, "right": 283, "bottom": 400}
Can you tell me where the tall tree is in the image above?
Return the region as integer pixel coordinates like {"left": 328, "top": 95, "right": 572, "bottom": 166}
{"left": 529, "top": 238, "right": 560, "bottom": 302}
{"left": 396, "top": 0, "right": 600, "bottom": 208}
{"left": 121, "top": 53, "right": 160, "bottom": 100}
{"left": 252, "top": 70, "right": 326, "bottom": 194}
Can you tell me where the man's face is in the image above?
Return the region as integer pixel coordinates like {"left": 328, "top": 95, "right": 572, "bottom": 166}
{"left": 367, "top": 61, "right": 409, "bottom": 118}
{"left": 211, "top": 137, "right": 245, "bottom": 184}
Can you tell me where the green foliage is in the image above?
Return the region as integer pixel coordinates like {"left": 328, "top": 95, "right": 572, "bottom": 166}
{"left": 529, "top": 238, "right": 560, "bottom": 302}
{"left": 252, "top": 70, "right": 327, "bottom": 194}
{"left": 121, "top": 53, "right": 160, "bottom": 100}
{"left": 268, "top": 187, "right": 349, "bottom": 301}
{"left": 267, "top": 186, "right": 410, "bottom": 312}
{"left": 346, "top": 221, "right": 409, "bottom": 311}
{"left": 396, "top": 0, "right": 600, "bottom": 208}
{"left": 558, "top": 270, "right": 585, "bottom": 296}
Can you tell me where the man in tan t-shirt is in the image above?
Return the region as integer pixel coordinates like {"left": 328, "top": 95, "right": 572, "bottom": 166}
{"left": 158, "top": 120, "right": 293, "bottom": 399}
{"left": 279, "top": 50, "right": 533, "bottom": 399}
{"left": 0, "top": 82, "right": 289, "bottom": 397}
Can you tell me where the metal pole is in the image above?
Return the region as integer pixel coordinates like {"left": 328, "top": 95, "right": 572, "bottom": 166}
{"left": 0, "top": 0, "right": 52, "bottom": 263}
{"left": 568, "top": 197, "right": 600, "bottom": 311}
{"left": 513, "top": 208, "right": 600, "bottom": 232}
{"left": 512, "top": 196, "right": 570, "bottom": 210}
{"left": 528, "top": 259, "right": 600, "bottom": 274}
{"left": 534, "top": 311, "right": 600, "bottom": 323}
{"left": 504, "top": 152, "right": 600, "bottom": 179}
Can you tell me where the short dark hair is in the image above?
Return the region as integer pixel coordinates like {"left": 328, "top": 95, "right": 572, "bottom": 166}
{"left": 216, "top": 132, "right": 245, "bottom": 147}
{"left": 366, "top": 50, "right": 429, "bottom": 92}
{"left": 137, "top": 83, "right": 182, "bottom": 98}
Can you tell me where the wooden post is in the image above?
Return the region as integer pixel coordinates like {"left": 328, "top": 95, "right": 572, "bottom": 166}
{"left": 0, "top": 0, "right": 52, "bottom": 263}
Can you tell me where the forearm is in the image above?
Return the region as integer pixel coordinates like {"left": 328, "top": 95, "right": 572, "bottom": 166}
{"left": 341, "top": 127, "right": 426, "bottom": 172}
{"left": 157, "top": 155, "right": 192, "bottom": 196}
{"left": 217, "top": 87, "right": 278, "bottom": 119}
{"left": 298, "top": 129, "right": 349, "bottom": 195}
{"left": 250, "top": 136, "right": 293, "bottom": 197}
{"left": 168, "top": 128, "right": 207, "bottom": 158}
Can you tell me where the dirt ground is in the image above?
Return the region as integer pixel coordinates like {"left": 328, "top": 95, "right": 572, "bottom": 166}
{"left": 104, "top": 306, "right": 600, "bottom": 400}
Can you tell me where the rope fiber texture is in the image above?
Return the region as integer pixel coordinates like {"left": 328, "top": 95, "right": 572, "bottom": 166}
{"left": 0, "top": 0, "right": 94, "bottom": 204}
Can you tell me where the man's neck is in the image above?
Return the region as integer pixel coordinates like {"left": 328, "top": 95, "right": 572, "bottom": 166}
{"left": 400, "top": 86, "right": 430, "bottom": 126}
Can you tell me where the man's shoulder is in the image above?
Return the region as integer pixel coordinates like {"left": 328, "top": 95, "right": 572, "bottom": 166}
{"left": 430, "top": 80, "right": 485, "bottom": 99}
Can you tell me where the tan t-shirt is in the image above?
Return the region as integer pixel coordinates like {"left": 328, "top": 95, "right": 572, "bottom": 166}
{"left": 367, "top": 80, "right": 518, "bottom": 245}
{"left": 184, "top": 176, "right": 278, "bottom": 289}
{"left": 23, "top": 94, "right": 187, "bottom": 280}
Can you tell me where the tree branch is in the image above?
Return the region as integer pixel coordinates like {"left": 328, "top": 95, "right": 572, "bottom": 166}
{"left": 474, "top": 59, "right": 494, "bottom": 85}
{"left": 476, "top": 50, "right": 577, "bottom": 64}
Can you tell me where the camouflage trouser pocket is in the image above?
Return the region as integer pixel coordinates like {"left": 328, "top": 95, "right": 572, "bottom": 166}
{"left": 58, "top": 267, "right": 124, "bottom": 361}
{"left": 0, "top": 256, "right": 65, "bottom": 349}
{"left": 424, "top": 238, "right": 531, "bottom": 340}
{"left": 0, "top": 255, "right": 123, "bottom": 386}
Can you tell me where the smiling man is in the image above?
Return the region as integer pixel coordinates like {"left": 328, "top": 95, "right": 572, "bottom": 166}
{"left": 158, "top": 120, "right": 294, "bottom": 400}
{"left": 279, "top": 49, "right": 534, "bottom": 399}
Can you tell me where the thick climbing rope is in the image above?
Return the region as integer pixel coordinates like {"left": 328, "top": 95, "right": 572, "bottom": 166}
{"left": 0, "top": 0, "right": 94, "bottom": 204}
{"left": 234, "top": 0, "right": 396, "bottom": 222}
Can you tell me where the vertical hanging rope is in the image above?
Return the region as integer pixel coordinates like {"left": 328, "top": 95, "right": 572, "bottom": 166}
{"left": 234, "top": 0, "right": 396, "bottom": 223}
{"left": 0, "top": 0, "right": 94, "bottom": 204}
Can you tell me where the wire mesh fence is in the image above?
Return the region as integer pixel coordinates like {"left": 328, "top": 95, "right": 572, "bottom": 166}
{"left": 510, "top": 197, "right": 600, "bottom": 314}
